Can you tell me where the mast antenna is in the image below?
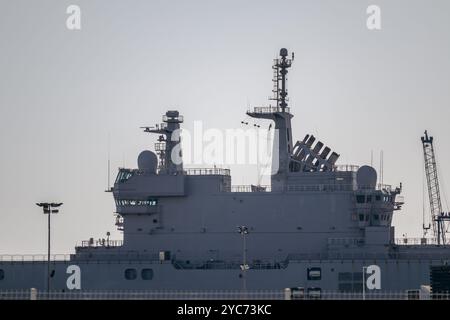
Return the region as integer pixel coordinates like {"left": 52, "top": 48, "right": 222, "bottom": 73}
{"left": 269, "top": 48, "right": 293, "bottom": 112}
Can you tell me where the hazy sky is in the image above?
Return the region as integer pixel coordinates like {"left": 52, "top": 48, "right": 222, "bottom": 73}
{"left": 1, "top": 0, "right": 450, "bottom": 254}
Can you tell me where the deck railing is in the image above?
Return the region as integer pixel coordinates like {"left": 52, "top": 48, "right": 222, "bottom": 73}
{"left": 79, "top": 239, "right": 124, "bottom": 248}
{"left": 249, "top": 106, "right": 290, "bottom": 114}
{"left": 0, "top": 254, "right": 72, "bottom": 262}
{"left": 0, "top": 289, "right": 446, "bottom": 300}
{"left": 225, "top": 183, "right": 397, "bottom": 193}
{"left": 334, "top": 164, "right": 360, "bottom": 172}
{"left": 184, "top": 168, "right": 230, "bottom": 176}
{"left": 394, "top": 238, "right": 450, "bottom": 246}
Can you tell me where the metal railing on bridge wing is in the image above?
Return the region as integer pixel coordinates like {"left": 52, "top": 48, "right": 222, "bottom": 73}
{"left": 249, "top": 106, "right": 290, "bottom": 114}
{"left": 184, "top": 168, "right": 230, "bottom": 176}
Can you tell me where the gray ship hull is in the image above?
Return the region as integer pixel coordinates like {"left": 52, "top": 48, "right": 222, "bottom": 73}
{"left": 1, "top": 255, "right": 448, "bottom": 292}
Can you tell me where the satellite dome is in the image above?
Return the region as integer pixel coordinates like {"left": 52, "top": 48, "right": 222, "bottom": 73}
{"left": 280, "top": 48, "right": 288, "bottom": 57}
{"left": 356, "top": 165, "right": 377, "bottom": 189}
{"left": 137, "top": 150, "right": 157, "bottom": 173}
{"left": 166, "top": 110, "right": 179, "bottom": 118}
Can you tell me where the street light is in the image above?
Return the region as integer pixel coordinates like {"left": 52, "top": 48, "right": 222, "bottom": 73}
{"left": 362, "top": 266, "right": 367, "bottom": 300}
{"left": 36, "top": 202, "right": 63, "bottom": 292}
{"left": 237, "top": 226, "right": 249, "bottom": 292}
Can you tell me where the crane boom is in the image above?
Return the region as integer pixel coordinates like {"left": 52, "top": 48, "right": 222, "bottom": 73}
{"left": 421, "top": 130, "right": 447, "bottom": 245}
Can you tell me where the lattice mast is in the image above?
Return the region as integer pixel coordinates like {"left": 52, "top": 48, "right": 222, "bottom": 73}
{"left": 421, "top": 130, "right": 447, "bottom": 244}
{"left": 269, "top": 49, "right": 293, "bottom": 111}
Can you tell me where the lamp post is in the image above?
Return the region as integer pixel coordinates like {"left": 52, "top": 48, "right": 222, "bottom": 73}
{"left": 237, "top": 226, "right": 249, "bottom": 292}
{"left": 36, "top": 202, "right": 63, "bottom": 292}
{"left": 362, "top": 266, "right": 367, "bottom": 300}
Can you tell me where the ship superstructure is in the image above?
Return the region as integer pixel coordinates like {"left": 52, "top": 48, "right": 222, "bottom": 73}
{"left": 1, "top": 49, "right": 450, "bottom": 295}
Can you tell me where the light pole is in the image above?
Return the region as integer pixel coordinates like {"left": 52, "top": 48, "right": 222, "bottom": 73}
{"left": 362, "top": 266, "right": 367, "bottom": 300}
{"left": 36, "top": 202, "right": 63, "bottom": 292}
{"left": 237, "top": 226, "right": 249, "bottom": 292}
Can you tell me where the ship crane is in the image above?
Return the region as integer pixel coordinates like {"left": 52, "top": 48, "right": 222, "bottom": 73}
{"left": 421, "top": 130, "right": 450, "bottom": 245}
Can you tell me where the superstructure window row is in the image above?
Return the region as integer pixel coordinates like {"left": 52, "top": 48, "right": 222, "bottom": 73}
{"left": 356, "top": 194, "right": 391, "bottom": 204}
{"left": 115, "top": 199, "right": 158, "bottom": 206}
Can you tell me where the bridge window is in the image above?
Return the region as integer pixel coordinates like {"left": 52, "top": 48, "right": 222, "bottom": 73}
{"left": 115, "top": 170, "right": 134, "bottom": 183}
{"left": 124, "top": 268, "right": 137, "bottom": 280}
{"left": 141, "top": 268, "right": 154, "bottom": 280}
{"left": 0, "top": 269, "right": 4, "bottom": 280}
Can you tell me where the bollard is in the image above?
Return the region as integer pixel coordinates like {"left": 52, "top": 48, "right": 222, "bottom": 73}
{"left": 30, "top": 288, "right": 37, "bottom": 300}
{"left": 284, "top": 288, "right": 292, "bottom": 300}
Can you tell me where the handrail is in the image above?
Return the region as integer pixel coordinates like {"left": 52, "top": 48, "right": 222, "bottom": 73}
{"left": 225, "top": 183, "right": 395, "bottom": 193}
{"left": 249, "top": 106, "right": 290, "bottom": 114}
{"left": 0, "top": 254, "right": 72, "bottom": 262}
{"left": 79, "top": 239, "right": 124, "bottom": 248}
{"left": 394, "top": 237, "right": 450, "bottom": 245}
{"left": 225, "top": 182, "right": 398, "bottom": 193}
{"left": 231, "top": 185, "right": 271, "bottom": 193}
{"left": 334, "top": 164, "right": 360, "bottom": 172}
{"left": 184, "top": 168, "right": 230, "bottom": 176}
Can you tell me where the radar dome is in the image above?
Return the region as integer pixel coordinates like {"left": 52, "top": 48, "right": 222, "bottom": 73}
{"left": 137, "top": 150, "right": 157, "bottom": 173}
{"left": 356, "top": 165, "right": 377, "bottom": 189}
{"left": 280, "top": 48, "right": 288, "bottom": 56}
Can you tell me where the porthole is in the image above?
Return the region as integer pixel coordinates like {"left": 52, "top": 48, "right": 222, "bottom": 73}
{"left": 141, "top": 268, "right": 154, "bottom": 280}
{"left": 124, "top": 268, "right": 137, "bottom": 280}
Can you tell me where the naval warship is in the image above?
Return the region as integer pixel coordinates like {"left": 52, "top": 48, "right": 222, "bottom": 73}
{"left": 1, "top": 48, "right": 450, "bottom": 295}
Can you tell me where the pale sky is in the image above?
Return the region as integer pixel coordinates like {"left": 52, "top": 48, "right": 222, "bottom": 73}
{"left": 1, "top": 0, "right": 450, "bottom": 254}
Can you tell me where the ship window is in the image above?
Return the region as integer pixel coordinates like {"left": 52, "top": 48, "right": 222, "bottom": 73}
{"left": 365, "top": 215, "right": 369, "bottom": 221}
{"left": 0, "top": 269, "right": 4, "bottom": 280}
{"left": 338, "top": 283, "right": 352, "bottom": 292}
{"left": 375, "top": 195, "right": 381, "bottom": 201}
{"left": 359, "top": 214, "right": 364, "bottom": 221}
{"left": 374, "top": 214, "right": 379, "bottom": 220}
{"left": 307, "top": 267, "right": 321, "bottom": 280}
{"left": 338, "top": 272, "right": 352, "bottom": 281}
{"left": 141, "top": 268, "right": 154, "bottom": 280}
{"left": 124, "top": 268, "right": 137, "bottom": 280}
{"left": 356, "top": 195, "right": 365, "bottom": 203}
{"left": 307, "top": 287, "right": 321, "bottom": 299}
{"left": 366, "top": 195, "right": 372, "bottom": 203}
{"left": 352, "top": 282, "right": 363, "bottom": 292}
{"left": 353, "top": 272, "right": 363, "bottom": 281}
